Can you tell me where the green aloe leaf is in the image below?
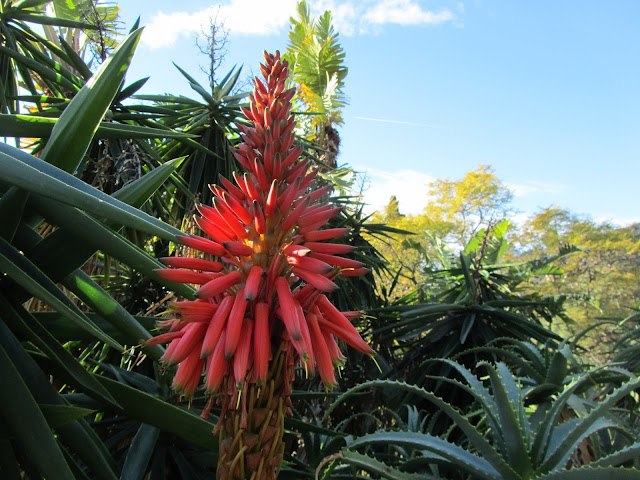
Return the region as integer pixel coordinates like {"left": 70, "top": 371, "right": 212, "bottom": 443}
{"left": 51, "top": 0, "right": 85, "bottom": 20}
{"left": 0, "top": 114, "right": 197, "bottom": 139}
{"left": 11, "top": 12, "right": 98, "bottom": 29}
{"left": 133, "top": 94, "right": 205, "bottom": 106}
{"left": 534, "top": 467, "right": 640, "bottom": 479}
{"left": 39, "top": 404, "right": 96, "bottom": 429}
{"left": 31, "top": 312, "right": 155, "bottom": 343}
{"left": 483, "top": 362, "right": 532, "bottom": 476}
{"left": 63, "top": 270, "right": 165, "bottom": 362}
{"left": 12, "top": 0, "right": 52, "bottom": 9}
{"left": 530, "top": 369, "right": 628, "bottom": 466}
{"left": 0, "top": 343, "right": 75, "bottom": 480}
{"left": 57, "top": 35, "right": 93, "bottom": 80}
{"left": 0, "top": 187, "right": 28, "bottom": 241}
{"left": 121, "top": 424, "right": 161, "bottom": 480}
{"left": 0, "top": 292, "right": 119, "bottom": 406}
{"left": 0, "top": 45, "right": 78, "bottom": 91}
{"left": 326, "top": 379, "right": 519, "bottom": 480}
{"left": 338, "top": 450, "right": 431, "bottom": 480}
{"left": 348, "top": 431, "right": 500, "bottom": 480}
{"left": 94, "top": 375, "right": 218, "bottom": 451}
{"left": 116, "top": 76, "right": 150, "bottom": 102}
{"left": 459, "top": 253, "right": 477, "bottom": 300}
{"left": 0, "top": 145, "right": 182, "bottom": 241}
{"left": 459, "top": 311, "right": 476, "bottom": 343}
{"left": 214, "top": 66, "right": 242, "bottom": 102}
{"left": 544, "top": 346, "right": 569, "bottom": 385}
{"left": 113, "top": 156, "right": 185, "bottom": 206}
{"left": 12, "top": 37, "right": 83, "bottom": 88}
{"left": 95, "top": 123, "right": 196, "bottom": 139}
{"left": 173, "top": 62, "right": 215, "bottom": 104}
{"left": 28, "top": 196, "right": 195, "bottom": 300}
{"left": 0, "top": 320, "right": 118, "bottom": 480}
{"left": 6, "top": 153, "right": 184, "bottom": 299}
{"left": 539, "top": 376, "right": 640, "bottom": 474}
{"left": 588, "top": 443, "right": 640, "bottom": 468}
{"left": 0, "top": 236, "right": 124, "bottom": 350}
{"left": 428, "top": 358, "right": 502, "bottom": 445}
{"left": 284, "top": 416, "right": 342, "bottom": 437}
{"left": 41, "top": 28, "right": 143, "bottom": 173}
{"left": 0, "top": 418, "right": 21, "bottom": 480}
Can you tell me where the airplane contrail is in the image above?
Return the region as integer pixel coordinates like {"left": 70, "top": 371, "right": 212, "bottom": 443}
{"left": 355, "top": 116, "right": 445, "bottom": 128}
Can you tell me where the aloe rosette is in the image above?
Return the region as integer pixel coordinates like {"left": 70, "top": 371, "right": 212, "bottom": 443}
{"left": 146, "top": 51, "right": 372, "bottom": 480}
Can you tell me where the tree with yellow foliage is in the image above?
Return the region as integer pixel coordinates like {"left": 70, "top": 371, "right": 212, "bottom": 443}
{"left": 370, "top": 165, "right": 514, "bottom": 299}
{"left": 516, "top": 206, "right": 640, "bottom": 324}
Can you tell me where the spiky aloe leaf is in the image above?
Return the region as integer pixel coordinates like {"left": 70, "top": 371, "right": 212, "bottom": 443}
{"left": 530, "top": 368, "right": 635, "bottom": 467}
{"left": 544, "top": 346, "right": 570, "bottom": 385}
{"left": 588, "top": 442, "right": 640, "bottom": 468}
{"left": 533, "top": 467, "right": 640, "bottom": 479}
{"left": 425, "top": 358, "right": 504, "bottom": 452}
{"left": 338, "top": 450, "right": 439, "bottom": 480}
{"left": 538, "top": 376, "right": 640, "bottom": 474}
{"left": 326, "top": 379, "right": 520, "bottom": 480}
{"left": 347, "top": 431, "right": 500, "bottom": 480}
{"left": 483, "top": 362, "right": 532, "bottom": 476}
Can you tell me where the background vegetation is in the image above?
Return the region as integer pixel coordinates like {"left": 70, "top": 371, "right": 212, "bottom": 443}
{"left": 0, "top": 1, "right": 638, "bottom": 478}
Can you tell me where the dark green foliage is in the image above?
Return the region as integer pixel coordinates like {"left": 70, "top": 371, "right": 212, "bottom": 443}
{"left": 1, "top": 2, "right": 638, "bottom": 479}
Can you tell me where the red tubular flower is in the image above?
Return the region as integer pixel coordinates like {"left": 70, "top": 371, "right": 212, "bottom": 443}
{"left": 145, "top": 51, "right": 373, "bottom": 480}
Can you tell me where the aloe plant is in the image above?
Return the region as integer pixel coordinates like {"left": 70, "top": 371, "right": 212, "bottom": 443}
{"left": 130, "top": 61, "right": 248, "bottom": 223}
{"left": 0, "top": 24, "right": 226, "bottom": 478}
{"left": 613, "top": 311, "right": 640, "bottom": 374}
{"left": 370, "top": 221, "right": 579, "bottom": 395}
{"left": 326, "top": 361, "right": 640, "bottom": 480}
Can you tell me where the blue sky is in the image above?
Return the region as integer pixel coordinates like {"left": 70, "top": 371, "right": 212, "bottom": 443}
{"left": 117, "top": 1, "right": 639, "bottom": 225}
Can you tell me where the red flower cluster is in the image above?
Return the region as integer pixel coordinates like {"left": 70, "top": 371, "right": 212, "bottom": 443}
{"left": 147, "top": 51, "right": 372, "bottom": 404}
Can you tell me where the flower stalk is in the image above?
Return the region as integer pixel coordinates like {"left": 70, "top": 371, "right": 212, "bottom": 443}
{"left": 146, "top": 51, "right": 372, "bottom": 479}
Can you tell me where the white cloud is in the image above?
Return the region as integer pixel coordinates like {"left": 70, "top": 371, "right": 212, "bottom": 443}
{"left": 142, "top": 11, "right": 200, "bottom": 49}
{"left": 355, "top": 167, "right": 435, "bottom": 216}
{"left": 362, "top": 0, "right": 454, "bottom": 26}
{"left": 595, "top": 215, "right": 640, "bottom": 227}
{"left": 315, "top": 1, "right": 359, "bottom": 36}
{"left": 142, "top": 0, "right": 298, "bottom": 50}
{"left": 507, "top": 180, "right": 567, "bottom": 198}
{"left": 142, "top": 0, "right": 456, "bottom": 49}
{"left": 316, "top": 0, "right": 455, "bottom": 34}
{"left": 509, "top": 212, "right": 532, "bottom": 228}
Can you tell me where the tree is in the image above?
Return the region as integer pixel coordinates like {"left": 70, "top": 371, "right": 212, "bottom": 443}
{"left": 284, "top": 0, "right": 347, "bottom": 170}
{"left": 369, "top": 165, "right": 515, "bottom": 298}
{"left": 423, "top": 164, "right": 514, "bottom": 245}
{"left": 516, "top": 207, "right": 640, "bottom": 340}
